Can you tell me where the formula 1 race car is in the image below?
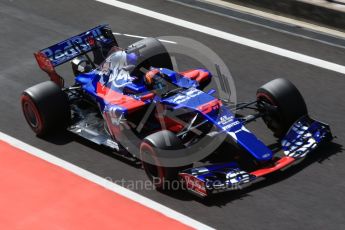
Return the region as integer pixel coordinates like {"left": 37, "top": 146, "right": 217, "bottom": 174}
{"left": 21, "top": 25, "right": 332, "bottom": 197}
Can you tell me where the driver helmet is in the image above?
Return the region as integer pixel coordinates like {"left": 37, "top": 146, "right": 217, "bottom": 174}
{"left": 126, "top": 52, "right": 138, "bottom": 65}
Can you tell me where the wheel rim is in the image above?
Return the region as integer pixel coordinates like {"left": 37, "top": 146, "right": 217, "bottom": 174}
{"left": 257, "top": 93, "right": 283, "bottom": 135}
{"left": 142, "top": 149, "right": 160, "bottom": 179}
{"left": 23, "top": 101, "right": 39, "bottom": 128}
{"left": 140, "top": 143, "right": 165, "bottom": 187}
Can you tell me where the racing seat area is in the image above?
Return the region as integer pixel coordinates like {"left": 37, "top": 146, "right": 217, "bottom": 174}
{"left": 75, "top": 70, "right": 152, "bottom": 114}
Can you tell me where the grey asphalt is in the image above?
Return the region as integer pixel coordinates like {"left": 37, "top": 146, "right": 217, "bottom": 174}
{"left": 0, "top": 0, "right": 344, "bottom": 229}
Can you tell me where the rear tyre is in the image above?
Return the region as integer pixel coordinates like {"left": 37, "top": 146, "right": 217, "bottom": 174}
{"left": 256, "top": 78, "right": 307, "bottom": 138}
{"left": 127, "top": 37, "right": 173, "bottom": 76}
{"left": 21, "top": 81, "right": 70, "bottom": 136}
{"left": 140, "top": 130, "right": 192, "bottom": 190}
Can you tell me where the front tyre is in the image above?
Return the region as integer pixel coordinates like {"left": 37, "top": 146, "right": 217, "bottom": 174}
{"left": 140, "top": 130, "right": 192, "bottom": 190}
{"left": 21, "top": 81, "right": 70, "bottom": 136}
{"left": 257, "top": 78, "right": 308, "bottom": 138}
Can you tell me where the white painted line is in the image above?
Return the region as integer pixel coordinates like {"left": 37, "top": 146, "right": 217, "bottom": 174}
{"left": 123, "top": 33, "right": 147, "bottom": 39}
{"left": 202, "top": 0, "right": 345, "bottom": 39}
{"left": 113, "top": 32, "right": 177, "bottom": 44}
{"left": 96, "top": 0, "right": 345, "bottom": 75}
{"left": 0, "top": 131, "right": 214, "bottom": 230}
{"left": 299, "top": 0, "right": 345, "bottom": 11}
{"left": 170, "top": 0, "right": 345, "bottom": 49}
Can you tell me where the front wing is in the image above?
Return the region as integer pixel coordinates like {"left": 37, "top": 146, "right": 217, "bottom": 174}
{"left": 179, "top": 116, "right": 332, "bottom": 197}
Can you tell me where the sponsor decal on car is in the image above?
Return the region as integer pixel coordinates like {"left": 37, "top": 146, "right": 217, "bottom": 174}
{"left": 218, "top": 114, "right": 234, "bottom": 125}
{"left": 171, "top": 88, "right": 203, "bottom": 104}
{"left": 180, "top": 173, "right": 207, "bottom": 197}
{"left": 41, "top": 27, "right": 109, "bottom": 66}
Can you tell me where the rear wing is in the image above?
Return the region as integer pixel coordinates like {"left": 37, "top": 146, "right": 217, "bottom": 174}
{"left": 34, "top": 24, "right": 117, "bottom": 86}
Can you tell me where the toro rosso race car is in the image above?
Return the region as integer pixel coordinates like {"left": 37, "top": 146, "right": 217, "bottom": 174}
{"left": 21, "top": 25, "right": 332, "bottom": 197}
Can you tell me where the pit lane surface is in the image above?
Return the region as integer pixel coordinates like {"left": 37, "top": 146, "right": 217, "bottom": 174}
{"left": 1, "top": 0, "right": 345, "bottom": 229}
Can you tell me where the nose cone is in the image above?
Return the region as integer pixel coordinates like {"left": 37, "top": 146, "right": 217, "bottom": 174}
{"left": 214, "top": 108, "right": 273, "bottom": 162}
{"left": 228, "top": 126, "right": 273, "bottom": 161}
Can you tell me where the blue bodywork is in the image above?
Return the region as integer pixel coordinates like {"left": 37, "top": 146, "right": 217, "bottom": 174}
{"left": 74, "top": 48, "right": 273, "bottom": 163}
